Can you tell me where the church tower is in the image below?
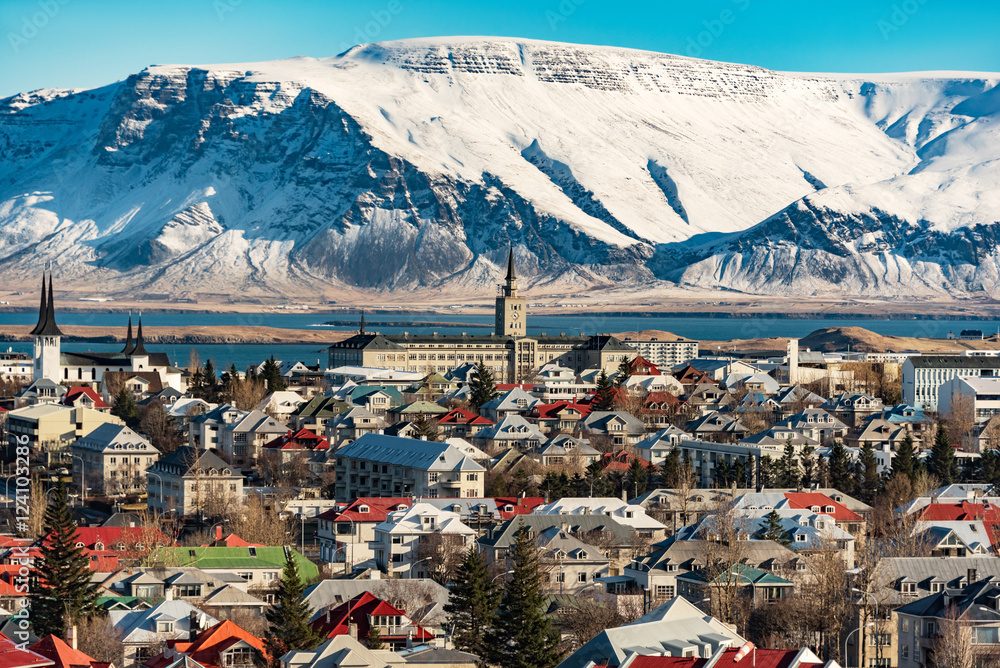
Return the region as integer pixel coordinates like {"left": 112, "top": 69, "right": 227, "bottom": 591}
{"left": 495, "top": 247, "right": 526, "bottom": 337}
{"left": 30, "top": 273, "right": 63, "bottom": 381}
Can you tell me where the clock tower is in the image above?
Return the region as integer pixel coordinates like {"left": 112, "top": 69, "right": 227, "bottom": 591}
{"left": 495, "top": 247, "right": 526, "bottom": 337}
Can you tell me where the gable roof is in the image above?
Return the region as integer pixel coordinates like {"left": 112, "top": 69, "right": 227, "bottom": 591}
{"left": 336, "top": 433, "right": 485, "bottom": 473}
{"left": 29, "top": 635, "right": 98, "bottom": 668}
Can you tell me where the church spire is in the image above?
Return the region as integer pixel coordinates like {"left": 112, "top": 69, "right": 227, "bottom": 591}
{"left": 30, "top": 272, "right": 63, "bottom": 337}
{"left": 505, "top": 246, "right": 517, "bottom": 283}
{"left": 131, "top": 315, "right": 148, "bottom": 356}
{"left": 122, "top": 315, "right": 135, "bottom": 354}
{"left": 359, "top": 309, "right": 366, "bottom": 335}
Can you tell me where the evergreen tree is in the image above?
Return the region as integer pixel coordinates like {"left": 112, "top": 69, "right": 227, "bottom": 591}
{"left": 29, "top": 482, "right": 100, "bottom": 637}
{"left": 264, "top": 552, "right": 321, "bottom": 665}
{"left": 260, "top": 357, "right": 288, "bottom": 393}
{"left": 487, "top": 529, "right": 561, "bottom": 668}
{"left": 626, "top": 457, "right": 648, "bottom": 497}
{"left": 445, "top": 547, "right": 499, "bottom": 658}
{"left": 469, "top": 362, "right": 499, "bottom": 409}
{"left": 927, "top": 426, "right": 957, "bottom": 484}
{"left": 203, "top": 359, "right": 217, "bottom": 392}
{"left": 365, "top": 626, "right": 385, "bottom": 650}
{"left": 891, "top": 434, "right": 917, "bottom": 483}
{"left": 817, "top": 452, "right": 830, "bottom": 487}
{"left": 776, "top": 443, "right": 799, "bottom": 488}
{"left": 189, "top": 367, "right": 206, "bottom": 398}
{"left": 411, "top": 414, "right": 440, "bottom": 441}
{"left": 800, "top": 445, "right": 816, "bottom": 488}
{"left": 111, "top": 386, "right": 139, "bottom": 428}
{"left": 661, "top": 449, "right": 681, "bottom": 488}
{"left": 615, "top": 357, "right": 633, "bottom": 387}
{"left": 592, "top": 370, "right": 615, "bottom": 411}
{"left": 827, "top": 441, "right": 853, "bottom": 494}
{"left": 757, "top": 509, "right": 789, "bottom": 545}
{"left": 857, "top": 442, "right": 881, "bottom": 503}
{"left": 758, "top": 455, "right": 774, "bottom": 488}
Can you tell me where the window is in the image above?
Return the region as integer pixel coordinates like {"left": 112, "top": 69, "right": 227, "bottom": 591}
{"left": 577, "top": 573, "right": 587, "bottom": 583}
{"left": 156, "top": 620, "right": 175, "bottom": 633}
{"left": 654, "top": 585, "right": 675, "bottom": 598}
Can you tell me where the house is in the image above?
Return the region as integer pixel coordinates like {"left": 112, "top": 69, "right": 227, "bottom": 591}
{"left": 71, "top": 423, "right": 160, "bottom": 496}
{"left": 217, "top": 410, "right": 287, "bottom": 468}
{"left": 774, "top": 384, "right": 827, "bottom": 416}
{"left": 739, "top": 426, "right": 820, "bottom": 456}
{"left": 302, "top": 578, "right": 451, "bottom": 633}
{"left": 386, "top": 401, "right": 448, "bottom": 424}
{"left": 147, "top": 546, "right": 318, "bottom": 593}
{"left": 529, "top": 401, "right": 591, "bottom": 434}
{"left": 532, "top": 434, "right": 600, "bottom": 468}
{"left": 779, "top": 408, "right": 848, "bottom": 443}
{"left": 29, "top": 634, "right": 104, "bottom": 668}
{"left": 278, "top": 634, "right": 403, "bottom": 668}
{"left": 534, "top": 525, "right": 612, "bottom": 593}
{"left": 6, "top": 403, "right": 123, "bottom": 450}
{"left": 0, "top": 634, "right": 54, "bottom": 668}
{"left": 146, "top": 447, "right": 244, "bottom": 517}
{"left": 676, "top": 563, "right": 794, "bottom": 607}
{"left": 614, "top": 647, "right": 837, "bottom": 668}
{"left": 372, "top": 503, "right": 476, "bottom": 577}
{"left": 188, "top": 404, "right": 244, "bottom": 450}
{"left": 333, "top": 434, "right": 485, "bottom": 500}
{"left": 556, "top": 596, "right": 745, "bottom": 668}
{"left": 316, "top": 497, "right": 412, "bottom": 568}
{"left": 582, "top": 411, "right": 647, "bottom": 447}
{"left": 310, "top": 591, "right": 434, "bottom": 650}
{"left": 61, "top": 386, "right": 110, "bottom": 412}
{"left": 896, "top": 577, "right": 1000, "bottom": 668}
{"left": 108, "top": 599, "right": 219, "bottom": 667}
{"left": 822, "top": 392, "right": 885, "bottom": 428}
{"left": 150, "top": 619, "right": 265, "bottom": 668}
{"left": 472, "top": 414, "right": 546, "bottom": 453}
{"left": 323, "top": 407, "right": 385, "bottom": 447}
{"left": 103, "top": 566, "right": 267, "bottom": 619}
{"left": 533, "top": 497, "right": 667, "bottom": 538}
{"left": 479, "top": 387, "right": 539, "bottom": 421}
{"left": 262, "top": 428, "right": 329, "bottom": 467}
{"left": 685, "top": 411, "right": 747, "bottom": 443}
{"left": 849, "top": 419, "right": 922, "bottom": 473}
{"left": 256, "top": 390, "right": 306, "bottom": 418}
{"left": 436, "top": 407, "right": 493, "bottom": 438}
{"left": 635, "top": 426, "right": 689, "bottom": 465}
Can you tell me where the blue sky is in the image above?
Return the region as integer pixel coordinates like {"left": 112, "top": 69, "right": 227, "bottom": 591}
{"left": 2, "top": 0, "right": 998, "bottom": 97}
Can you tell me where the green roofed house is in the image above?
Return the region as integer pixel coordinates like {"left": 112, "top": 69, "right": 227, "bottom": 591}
{"left": 676, "top": 562, "right": 793, "bottom": 607}
{"left": 148, "top": 545, "right": 319, "bottom": 591}
{"left": 387, "top": 400, "right": 449, "bottom": 422}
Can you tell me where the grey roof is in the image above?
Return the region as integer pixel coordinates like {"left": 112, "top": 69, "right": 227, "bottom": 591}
{"left": 335, "top": 433, "right": 485, "bottom": 472}
{"left": 583, "top": 411, "right": 647, "bottom": 435}
{"left": 149, "top": 446, "right": 237, "bottom": 478}
{"left": 907, "top": 355, "right": 1000, "bottom": 369}
{"left": 874, "top": 557, "right": 1000, "bottom": 606}
{"left": 481, "top": 514, "right": 637, "bottom": 549}
{"left": 303, "top": 578, "right": 450, "bottom": 626}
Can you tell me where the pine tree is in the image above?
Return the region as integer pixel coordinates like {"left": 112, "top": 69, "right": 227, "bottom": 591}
{"left": 111, "top": 386, "right": 139, "bottom": 428}
{"left": 626, "top": 457, "right": 649, "bottom": 497}
{"left": 757, "top": 509, "right": 789, "bottom": 545}
{"left": 777, "top": 443, "right": 799, "bottom": 488}
{"left": 203, "top": 359, "right": 217, "bottom": 391}
{"left": 445, "top": 547, "right": 499, "bottom": 658}
{"left": 827, "top": 441, "right": 853, "bottom": 494}
{"left": 661, "top": 449, "right": 681, "bottom": 488}
{"left": 264, "top": 552, "right": 321, "bottom": 665}
{"left": 487, "top": 529, "right": 562, "bottom": 668}
{"left": 469, "top": 362, "right": 499, "bottom": 409}
{"left": 800, "top": 445, "right": 816, "bottom": 488}
{"left": 857, "top": 442, "right": 881, "bottom": 503}
{"left": 365, "top": 626, "right": 385, "bottom": 649}
{"left": 592, "top": 370, "right": 615, "bottom": 411}
{"left": 411, "top": 414, "right": 440, "bottom": 441}
{"left": 892, "top": 434, "right": 917, "bottom": 483}
{"left": 928, "top": 426, "right": 957, "bottom": 484}
{"left": 29, "top": 482, "right": 100, "bottom": 637}
{"left": 260, "top": 357, "right": 288, "bottom": 393}
{"left": 615, "top": 357, "right": 632, "bottom": 387}
{"left": 817, "top": 455, "right": 830, "bottom": 488}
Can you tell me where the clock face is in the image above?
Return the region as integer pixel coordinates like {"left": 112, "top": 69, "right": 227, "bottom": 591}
{"left": 511, "top": 312, "right": 519, "bottom": 320}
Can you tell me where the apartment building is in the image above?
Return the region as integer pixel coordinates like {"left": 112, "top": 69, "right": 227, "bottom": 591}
{"left": 903, "top": 355, "right": 1000, "bottom": 412}
{"left": 71, "top": 423, "right": 160, "bottom": 496}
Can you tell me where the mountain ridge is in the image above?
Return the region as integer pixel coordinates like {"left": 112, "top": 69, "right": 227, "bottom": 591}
{"left": 1, "top": 37, "right": 998, "bottom": 300}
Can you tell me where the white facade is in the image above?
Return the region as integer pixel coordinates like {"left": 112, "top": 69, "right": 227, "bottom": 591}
{"left": 372, "top": 503, "right": 476, "bottom": 577}
{"left": 938, "top": 376, "right": 1000, "bottom": 422}
{"left": 902, "top": 355, "right": 1000, "bottom": 412}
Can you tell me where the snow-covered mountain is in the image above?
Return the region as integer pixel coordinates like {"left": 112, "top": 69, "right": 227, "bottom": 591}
{"left": 1, "top": 37, "right": 998, "bottom": 300}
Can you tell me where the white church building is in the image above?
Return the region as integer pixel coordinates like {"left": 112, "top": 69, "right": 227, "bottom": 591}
{"left": 28, "top": 273, "right": 184, "bottom": 392}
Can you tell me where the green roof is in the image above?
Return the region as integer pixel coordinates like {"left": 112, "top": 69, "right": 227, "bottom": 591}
{"left": 149, "top": 546, "right": 319, "bottom": 580}
{"left": 395, "top": 400, "right": 448, "bottom": 414}
{"left": 678, "top": 563, "right": 792, "bottom": 586}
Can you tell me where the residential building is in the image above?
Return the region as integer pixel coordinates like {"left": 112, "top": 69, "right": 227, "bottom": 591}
{"left": 316, "top": 497, "right": 412, "bottom": 567}
{"left": 333, "top": 433, "right": 485, "bottom": 499}
{"left": 148, "top": 546, "right": 319, "bottom": 594}
{"left": 372, "top": 503, "right": 476, "bottom": 577}
{"left": 146, "top": 446, "right": 244, "bottom": 517}
{"left": 6, "top": 402, "right": 123, "bottom": 451}
{"left": 939, "top": 376, "right": 1000, "bottom": 422}
{"left": 278, "top": 635, "right": 403, "bottom": 668}
{"left": 903, "top": 355, "right": 1000, "bottom": 412}
{"left": 71, "top": 423, "right": 160, "bottom": 496}
{"left": 677, "top": 563, "right": 794, "bottom": 606}
{"left": 217, "top": 409, "right": 287, "bottom": 468}
{"left": 619, "top": 334, "right": 699, "bottom": 368}
{"left": 108, "top": 599, "right": 219, "bottom": 667}
{"left": 533, "top": 497, "right": 668, "bottom": 539}
{"left": 310, "top": 591, "right": 435, "bottom": 650}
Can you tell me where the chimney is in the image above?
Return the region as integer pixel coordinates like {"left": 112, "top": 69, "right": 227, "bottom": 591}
{"left": 164, "top": 585, "right": 174, "bottom": 601}
{"left": 67, "top": 625, "right": 77, "bottom": 650}
{"left": 215, "top": 524, "right": 223, "bottom": 542}
{"left": 189, "top": 611, "right": 200, "bottom": 641}
{"left": 348, "top": 621, "right": 359, "bottom": 639}
{"left": 969, "top": 568, "right": 978, "bottom": 584}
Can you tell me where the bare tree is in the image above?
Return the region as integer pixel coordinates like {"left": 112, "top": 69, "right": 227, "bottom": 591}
{"left": 415, "top": 532, "right": 468, "bottom": 585}
{"left": 378, "top": 579, "right": 440, "bottom": 624}
{"left": 933, "top": 606, "right": 974, "bottom": 668}
{"left": 76, "top": 616, "right": 126, "bottom": 666}
{"left": 556, "top": 591, "right": 642, "bottom": 649}
{"left": 139, "top": 402, "right": 181, "bottom": 454}
{"left": 227, "top": 376, "right": 268, "bottom": 411}
{"left": 944, "top": 393, "right": 977, "bottom": 451}
{"left": 701, "top": 492, "right": 750, "bottom": 631}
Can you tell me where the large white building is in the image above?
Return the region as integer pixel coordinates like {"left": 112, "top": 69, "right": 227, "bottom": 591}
{"left": 902, "top": 355, "right": 1000, "bottom": 412}
{"left": 619, "top": 333, "right": 699, "bottom": 368}
{"left": 938, "top": 376, "right": 1000, "bottom": 422}
{"left": 27, "top": 273, "right": 184, "bottom": 391}
{"left": 372, "top": 502, "right": 476, "bottom": 577}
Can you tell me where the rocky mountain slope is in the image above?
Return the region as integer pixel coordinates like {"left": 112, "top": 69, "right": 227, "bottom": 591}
{"left": 1, "top": 37, "right": 998, "bottom": 300}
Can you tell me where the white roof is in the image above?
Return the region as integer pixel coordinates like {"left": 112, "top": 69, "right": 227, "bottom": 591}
{"left": 534, "top": 497, "right": 667, "bottom": 531}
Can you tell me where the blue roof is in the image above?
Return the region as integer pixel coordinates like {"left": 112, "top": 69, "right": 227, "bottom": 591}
{"left": 335, "top": 433, "right": 484, "bottom": 472}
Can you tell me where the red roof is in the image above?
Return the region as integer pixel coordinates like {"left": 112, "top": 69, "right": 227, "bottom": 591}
{"left": 784, "top": 492, "right": 863, "bottom": 522}
{"left": 61, "top": 386, "right": 109, "bottom": 410}
{"left": 628, "top": 648, "right": 803, "bottom": 668}
{"left": 674, "top": 366, "right": 713, "bottom": 385}
{"left": 531, "top": 401, "right": 592, "bottom": 420}
{"left": 264, "top": 428, "right": 329, "bottom": 451}
{"left": 600, "top": 450, "right": 650, "bottom": 473}
{"left": 918, "top": 501, "right": 999, "bottom": 521}
{"left": 165, "top": 620, "right": 266, "bottom": 668}
{"left": 317, "top": 497, "right": 412, "bottom": 523}
{"left": 627, "top": 356, "right": 661, "bottom": 376}
{"left": 29, "top": 635, "right": 98, "bottom": 668}
{"left": 0, "top": 635, "right": 54, "bottom": 668}
{"left": 494, "top": 496, "right": 546, "bottom": 519}
{"left": 495, "top": 383, "right": 534, "bottom": 392}
{"left": 438, "top": 407, "right": 493, "bottom": 426}
{"left": 312, "top": 591, "right": 433, "bottom": 642}
{"left": 643, "top": 392, "right": 681, "bottom": 409}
